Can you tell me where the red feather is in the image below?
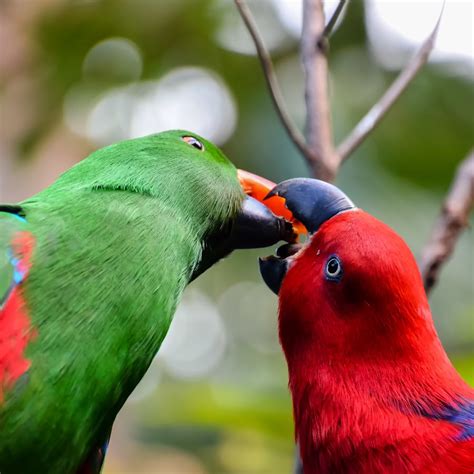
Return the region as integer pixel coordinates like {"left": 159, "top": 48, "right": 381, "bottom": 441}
{"left": 0, "top": 231, "right": 36, "bottom": 403}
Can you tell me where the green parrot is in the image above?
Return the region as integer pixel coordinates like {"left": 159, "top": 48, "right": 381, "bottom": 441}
{"left": 0, "top": 130, "right": 295, "bottom": 474}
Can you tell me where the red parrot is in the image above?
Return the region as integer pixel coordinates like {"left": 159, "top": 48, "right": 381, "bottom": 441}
{"left": 259, "top": 178, "right": 474, "bottom": 474}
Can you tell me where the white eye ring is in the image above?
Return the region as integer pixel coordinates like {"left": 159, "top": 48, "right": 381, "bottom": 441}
{"left": 325, "top": 255, "right": 343, "bottom": 281}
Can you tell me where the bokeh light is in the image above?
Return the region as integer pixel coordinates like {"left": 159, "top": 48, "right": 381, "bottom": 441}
{"left": 366, "top": 0, "right": 474, "bottom": 75}
{"left": 73, "top": 67, "right": 237, "bottom": 146}
{"left": 129, "top": 67, "right": 237, "bottom": 144}
{"left": 216, "top": 0, "right": 290, "bottom": 55}
{"left": 159, "top": 289, "right": 227, "bottom": 380}
{"left": 218, "top": 282, "right": 280, "bottom": 354}
{"left": 82, "top": 37, "right": 143, "bottom": 82}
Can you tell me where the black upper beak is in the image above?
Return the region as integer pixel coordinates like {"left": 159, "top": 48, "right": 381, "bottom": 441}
{"left": 191, "top": 196, "right": 296, "bottom": 281}
{"left": 259, "top": 178, "right": 355, "bottom": 294}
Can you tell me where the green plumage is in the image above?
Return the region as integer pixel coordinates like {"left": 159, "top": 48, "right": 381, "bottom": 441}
{"left": 0, "top": 130, "right": 244, "bottom": 473}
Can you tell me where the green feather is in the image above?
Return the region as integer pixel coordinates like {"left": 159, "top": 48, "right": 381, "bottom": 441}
{"left": 0, "top": 130, "right": 244, "bottom": 473}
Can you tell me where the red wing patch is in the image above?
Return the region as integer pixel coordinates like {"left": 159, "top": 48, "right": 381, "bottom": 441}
{"left": 0, "top": 231, "right": 36, "bottom": 403}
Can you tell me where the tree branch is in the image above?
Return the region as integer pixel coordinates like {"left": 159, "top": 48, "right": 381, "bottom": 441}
{"left": 302, "top": 0, "right": 338, "bottom": 181}
{"left": 420, "top": 150, "right": 474, "bottom": 293}
{"left": 234, "top": 0, "right": 317, "bottom": 165}
{"left": 323, "top": 0, "right": 347, "bottom": 39}
{"left": 337, "top": 3, "right": 444, "bottom": 162}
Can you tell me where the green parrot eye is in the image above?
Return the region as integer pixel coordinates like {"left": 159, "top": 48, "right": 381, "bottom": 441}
{"left": 182, "top": 136, "right": 204, "bottom": 151}
{"left": 325, "top": 255, "right": 343, "bottom": 282}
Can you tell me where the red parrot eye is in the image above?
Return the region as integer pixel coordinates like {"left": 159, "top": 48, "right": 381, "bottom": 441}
{"left": 182, "top": 136, "right": 204, "bottom": 151}
{"left": 325, "top": 255, "right": 343, "bottom": 282}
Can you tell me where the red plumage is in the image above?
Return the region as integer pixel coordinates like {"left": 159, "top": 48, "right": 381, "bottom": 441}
{"left": 0, "top": 231, "right": 36, "bottom": 403}
{"left": 279, "top": 210, "right": 474, "bottom": 473}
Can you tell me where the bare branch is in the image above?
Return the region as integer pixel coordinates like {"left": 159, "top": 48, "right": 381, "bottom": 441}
{"left": 302, "top": 0, "right": 338, "bottom": 182}
{"left": 420, "top": 150, "right": 474, "bottom": 293}
{"left": 323, "top": 0, "right": 347, "bottom": 39}
{"left": 234, "top": 0, "right": 317, "bottom": 165}
{"left": 337, "top": 3, "right": 444, "bottom": 162}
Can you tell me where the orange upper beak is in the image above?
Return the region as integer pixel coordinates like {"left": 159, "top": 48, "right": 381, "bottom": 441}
{"left": 238, "top": 169, "right": 307, "bottom": 236}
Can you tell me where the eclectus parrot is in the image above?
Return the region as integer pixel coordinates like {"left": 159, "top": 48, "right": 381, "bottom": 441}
{"left": 0, "top": 130, "right": 297, "bottom": 474}
{"left": 259, "top": 178, "right": 474, "bottom": 474}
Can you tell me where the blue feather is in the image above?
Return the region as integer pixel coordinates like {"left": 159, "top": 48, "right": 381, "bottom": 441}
{"left": 421, "top": 399, "right": 474, "bottom": 441}
{"left": 8, "top": 251, "right": 27, "bottom": 284}
{"left": 439, "top": 399, "right": 474, "bottom": 441}
{"left": 0, "top": 248, "right": 27, "bottom": 308}
{"left": 11, "top": 213, "right": 27, "bottom": 223}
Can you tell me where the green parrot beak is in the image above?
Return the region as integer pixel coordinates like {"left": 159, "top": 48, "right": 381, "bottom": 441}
{"left": 190, "top": 171, "right": 301, "bottom": 281}
{"left": 191, "top": 194, "right": 296, "bottom": 281}
{"left": 228, "top": 195, "right": 296, "bottom": 249}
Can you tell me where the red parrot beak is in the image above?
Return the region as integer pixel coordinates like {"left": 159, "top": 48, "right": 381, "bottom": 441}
{"left": 258, "top": 178, "right": 356, "bottom": 294}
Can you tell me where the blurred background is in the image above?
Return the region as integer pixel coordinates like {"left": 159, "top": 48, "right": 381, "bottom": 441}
{"left": 0, "top": 0, "right": 472, "bottom": 472}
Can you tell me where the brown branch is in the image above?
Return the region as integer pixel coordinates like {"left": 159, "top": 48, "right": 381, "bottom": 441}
{"left": 323, "top": 0, "right": 347, "bottom": 38}
{"left": 233, "top": 0, "right": 317, "bottom": 165}
{"left": 302, "top": 0, "right": 338, "bottom": 181}
{"left": 420, "top": 150, "right": 474, "bottom": 293}
{"left": 337, "top": 3, "right": 444, "bottom": 162}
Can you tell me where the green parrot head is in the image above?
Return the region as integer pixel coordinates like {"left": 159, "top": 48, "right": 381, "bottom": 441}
{"left": 35, "top": 129, "right": 296, "bottom": 280}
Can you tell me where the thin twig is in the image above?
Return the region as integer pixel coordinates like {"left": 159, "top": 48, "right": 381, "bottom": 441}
{"left": 234, "top": 0, "right": 317, "bottom": 164}
{"left": 323, "top": 0, "right": 347, "bottom": 38}
{"left": 302, "top": 0, "right": 338, "bottom": 181}
{"left": 337, "top": 2, "right": 444, "bottom": 162}
{"left": 420, "top": 150, "right": 474, "bottom": 293}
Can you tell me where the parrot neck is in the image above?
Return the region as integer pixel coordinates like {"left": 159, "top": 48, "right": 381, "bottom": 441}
{"left": 285, "top": 310, "right": 473, "bottom": 472}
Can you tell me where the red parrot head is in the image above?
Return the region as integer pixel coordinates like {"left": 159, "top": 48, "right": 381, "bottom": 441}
{"left": 259, "top": 179, "right": 436, "bottom": 369}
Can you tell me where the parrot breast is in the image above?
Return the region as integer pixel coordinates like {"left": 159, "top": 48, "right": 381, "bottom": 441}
{"left": 0, "top": 231, "right": 36, "bottom": 403}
